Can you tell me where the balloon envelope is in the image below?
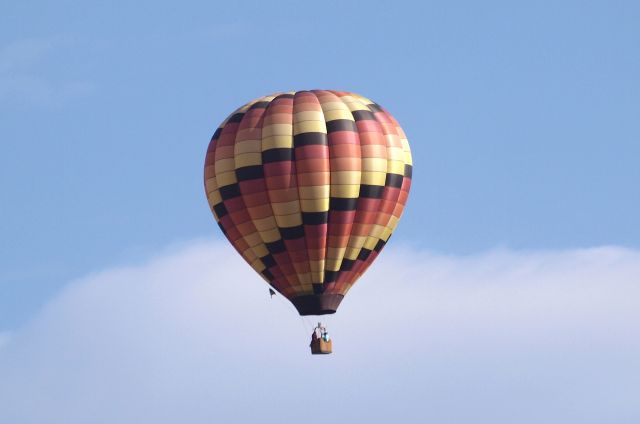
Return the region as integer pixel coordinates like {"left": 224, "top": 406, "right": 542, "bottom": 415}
{"left": 204, "top": 90, "right": 412, "bottom": 315}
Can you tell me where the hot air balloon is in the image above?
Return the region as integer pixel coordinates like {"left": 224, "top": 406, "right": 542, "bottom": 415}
{"left": 203, "top": 90, "right": 412, "bottom": 352}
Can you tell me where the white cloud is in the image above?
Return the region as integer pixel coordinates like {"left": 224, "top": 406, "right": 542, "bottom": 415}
{"left": 0, "top": 241, "right": 638, "bottom": 424}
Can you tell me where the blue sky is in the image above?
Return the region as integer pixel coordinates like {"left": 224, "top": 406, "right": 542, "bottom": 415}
{"left": 1, "top": 2, "right": 639, "bottom": 422}
{"left": 2, "top": 1, "right": 639, "bottom": 326}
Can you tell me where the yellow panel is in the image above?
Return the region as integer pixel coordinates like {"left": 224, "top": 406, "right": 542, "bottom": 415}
{"left": 341, "top": 96, "right": 370, "bottom": 111}
{"left": 253, "top": 216, "right": 277, "bottom": 231}
{"left": 324, "top": 257, "right": 344, "bottom": 272}
{"left": 207, "top": 191, "right": 221, "bottom": 206}
{"left": 235, "top": 153, "right": 262, "bottom": 168}
{"left": 295, "top": 272, "right": 312, "bottom": 285}
{"left": 331, "top": 171, "right": 362, "bottom": 185}
{"left": 272, "top": 200, "right": 300, "bottom": 216}
{"left": 250, "top": 258, "right": 265, "bottom": 272}
{"left": 404, "top": 152, "right": 413, "bottom": 165}
{"left": 360, "top": 171, "right": 386, "bottom": 186}
{"left": 252, "top": 244, "right": 269, "bottom": 258}
{"left": 262, "top": 124, "right": 292, "bottom": 137}
{"left": 364, "top": 236, "right": 379, "bottom": 251}
{"left": 245, "top": 238, "right": 263, "bottom": 254}
{"left": 293, "top": 120, "right": 327, "bottom": 135}
{"left": 300, "top": 198, "right": 329, "bottom": 212}
{"left": 400, "top": 138, "right": 411, "bottom": 151}
{"left": 330, "top": 184, "right": 360, "bottom": 198}
{"left": 245, "top": 231, "right": 263, "bottom": 248}
{"left": 207, "top": 188, "right": 220, "bottom": 206}
{"left": 235, "top": 140, "right": 262, "bottom": 154}
{"left": 293, "top": 111, "right": 325, "bottom": 122}
{"left": 347, "top": 235, "right": 367, "bottom": 248}
{"left": 387, "top": 160, "right": 406, "bottom": 175}
{"left": 401, "top": 138, "right": 413, "bottom": 165}
{"left": 204, "top": 176, "right": 218, "bottom": 191}
{"left": 386, "top": 146, "right": 405, "bottom": 161}
{"left": 275, "top": 212, "right": 302, "bottom": 227}
{"left": 325, "top": 247, "right": 347, "bottom": 261}
{"left": 344, "top": 247, "right": 360, "bottom": 260}
{"left": 216, "top": 171, "right": 237, "bottom": 187}
{"left": 320, "top": 101, "right": 350, "bottom": 111}
{"left": 324, "top": 110, "right": 355, "bottom": 121}
{"left": 215, "top": 158, "right": 236, "bottom": 173}
{"left": 262, "top": 135, "right": 293, "bottom": 150}
{"left": 260, "top": 228, "right": 281, "bottom": 243}
{"left": 241, "top": 248, "right": 257, "bottom": 263}
{"left": 299, "top": 185, "right": 330, "bottom": 199}
{"left": 362, "top": 158, "right": 388, "bottom": 172}
{"left": 352, "top": 93, "right": 374, "bottom": 104}
{"left": 309, "top": 260, "right": 325, "bottom": 273}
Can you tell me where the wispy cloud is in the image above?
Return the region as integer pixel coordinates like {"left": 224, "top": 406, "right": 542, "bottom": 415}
{"left": 0, "top": 241, "right": 638, "bottom": 423}
{"left": 0, "top": 37, "right": 94, "bottom": 107}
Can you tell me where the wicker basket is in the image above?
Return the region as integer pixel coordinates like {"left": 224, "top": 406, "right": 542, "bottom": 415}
{"left": 310, "top": 338, "right": 332, "bottom": 354}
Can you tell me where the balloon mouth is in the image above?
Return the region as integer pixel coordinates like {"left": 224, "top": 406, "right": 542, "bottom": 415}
{"left": 291, "top": 294, "right": 344, "bottom": 316}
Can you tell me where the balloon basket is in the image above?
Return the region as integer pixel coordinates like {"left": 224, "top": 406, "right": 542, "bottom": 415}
{"left": 310, "top": 338, "right": 332, "bottom": 355}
